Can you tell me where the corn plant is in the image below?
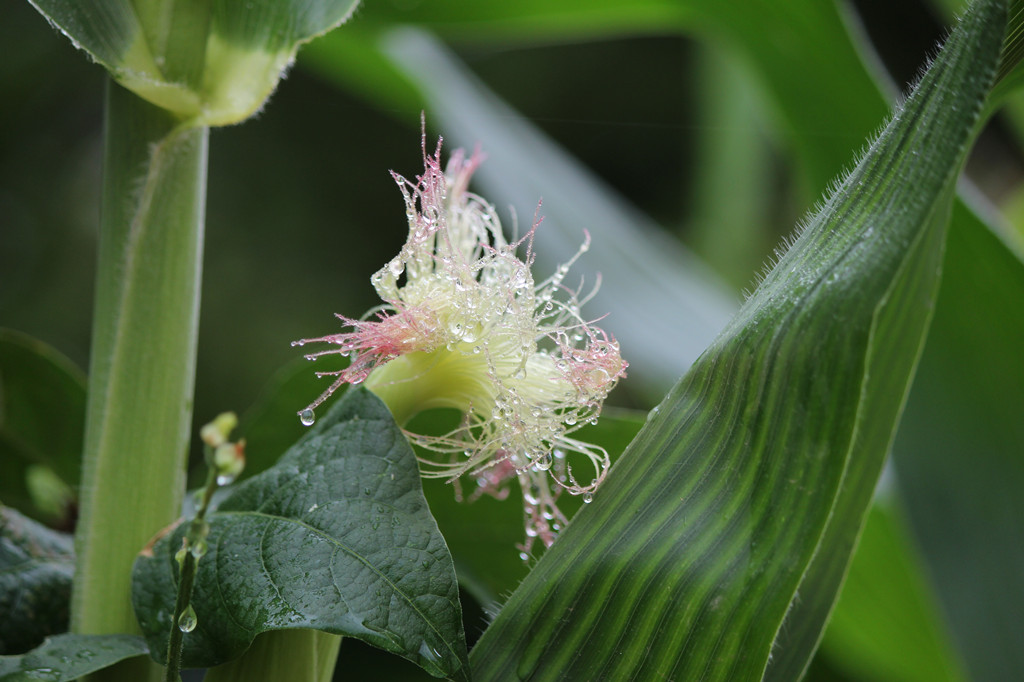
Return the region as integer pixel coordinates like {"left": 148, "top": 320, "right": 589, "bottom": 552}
{"left": 2, "top": 0, "right": 1023, "bottom": 681}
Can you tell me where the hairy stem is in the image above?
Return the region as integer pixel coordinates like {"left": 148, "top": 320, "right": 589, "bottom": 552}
{"left": 72, "top": 79, "right": 207, "bottom": 681}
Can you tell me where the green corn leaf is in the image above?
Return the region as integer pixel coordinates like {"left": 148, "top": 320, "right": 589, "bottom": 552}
{"left": 27, "top": 0, "right": 362, "bottom": 125}
{"left": 466, "top": 2, "right": 1006, "bottom": 679}
{"left": 0, "top": 633, "right": 149, "bottom": 682}
{"left": 0, "top": 330, "right": 85, "bottom": 519}
{"left": 0, "top": 508, "right": 74, "bottom": 656}
{"left": 131, "top": 387, "right": 469, "bottom": 681}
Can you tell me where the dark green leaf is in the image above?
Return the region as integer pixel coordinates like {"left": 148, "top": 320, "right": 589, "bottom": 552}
{"left": 0, "top": 329, "right": 84, "bottom": 519}
{"left": 468, "top": 2, "right": 1006, "bottom": 679}
{"left": 0, "top": 508, "right": 74, "bottom": 655}
{"left": 132, "top": 388, "right": 469, "bottom": 681}
{"left": 0, "top": 633, "right": 149, "bottom": 681}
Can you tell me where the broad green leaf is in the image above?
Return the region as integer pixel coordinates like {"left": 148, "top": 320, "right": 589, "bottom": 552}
{"left": 131, "top": 388, "right": 469, "bottom": 681}
{"left": 0, "top": 329, "right": 85, "bottom": 518}
{"left": 467, "top": 2, "right": 1005, "bottom": 679}
{"left": 0, "top": 508, "right": 73, "bottom": 655}
{"left": 668, "top": 2, "right": 1024, "bottom": 677}
{"left": 27, "top": 0, "right": 361, "bottom": 125}
{"left": 820, "top": 494, "right": 968, "bottom": 682}
{"left": 0, "top": 633, "right": 149, "bottom": 681}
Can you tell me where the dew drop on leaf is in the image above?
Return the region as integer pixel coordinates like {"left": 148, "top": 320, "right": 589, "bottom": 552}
{"left": 299, "top": 408, "right": 316, "bottom": 426}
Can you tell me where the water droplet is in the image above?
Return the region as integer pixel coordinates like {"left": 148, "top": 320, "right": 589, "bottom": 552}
{"left": 178, "top": 605, "right": 197, "bottom": 633}
{"left": 535, "top": 453, "right": 553, "bottom": 471}
{"left": 189, "top": 538, "right": 208, "bottom": 559}
{"left": 583, "top": 492, "right": 594, "bottom": 504}
{"left": 564, "top": 414, "right": 577, "bottom": 426}
{"left": 291, "top": 339, "right": 305, "bottom": 347}
{"left": 216, "top": 472, "right": 236, "bottom": 486}
{"left": 299, "top": 409, "right": 316, "bottom": 426}
{"left": 518, "top": 551, "right": 530, "bottom": 562}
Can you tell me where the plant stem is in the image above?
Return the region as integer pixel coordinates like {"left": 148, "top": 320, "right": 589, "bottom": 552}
{"left": 166, "top": 466, "right": 218, "bottom": 682}
{"left": 164, "top": 549, "right": 197, "bottom": 682}
{"left": 71, "top": 79, "right": 207, "bottom": 680}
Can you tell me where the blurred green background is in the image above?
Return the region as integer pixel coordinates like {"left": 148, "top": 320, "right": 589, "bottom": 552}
{"left": 3, "top": 0, "right": 1023, "bottom": 679}
{"left": 5, "top": 0, "right": 1018, "bottom": 423}
{"left": 7, "top": 0, "right": 1021, "bottom": 428}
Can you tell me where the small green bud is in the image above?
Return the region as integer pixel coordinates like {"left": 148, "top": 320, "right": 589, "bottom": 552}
{"left": 214, "top": 440, "right": 246, "bottom": 486}
{"left": 200, "top": 412, "right": 238, "bottom": 448}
